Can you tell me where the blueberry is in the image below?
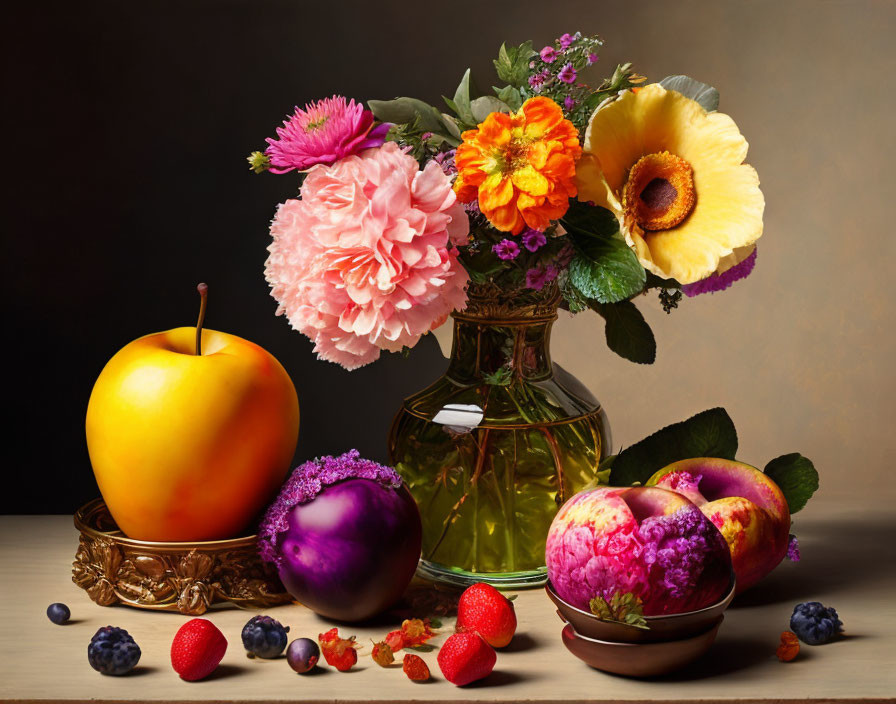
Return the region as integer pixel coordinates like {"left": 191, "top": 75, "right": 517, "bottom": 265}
{"left": 286, "top": 638, "right": 320, "bottom": 674}
{"left": 790, "top": 601, "right": 843, "bottom": 645}
{"left": 87, "top": 626, "right": 141, "bottom": 676}
{"left": 47, "top": 603, "right": 70, "bottom": 625}
{"left": 241, "top": 615, "right": 290, "bottom": 659}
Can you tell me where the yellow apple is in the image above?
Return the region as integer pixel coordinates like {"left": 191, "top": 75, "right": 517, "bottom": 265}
{"left": 86, "top": 324, "right": 299, "bottom": 541}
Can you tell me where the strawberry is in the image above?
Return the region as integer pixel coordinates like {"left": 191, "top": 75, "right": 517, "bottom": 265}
{"left": 402, "top": 653, "right": 430, "bottom": 682}
{"left": 170, "top": 618, "right": 228, "bottom": 681}
{"left": 436, "top": 632, "right": 496, "bottom": 686}
{"left": 456, "top": 582, "right": 517, "bottom": 648}
{"left": 318, "top": 628, "right": 358, "bottom": 672}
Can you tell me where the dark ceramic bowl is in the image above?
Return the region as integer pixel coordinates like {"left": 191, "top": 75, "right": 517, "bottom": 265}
{"left": 561, "top": 617, "right": 723, "bottom": 677}
{"left": 545, "top": 575, "right": 735, "bottom": 643}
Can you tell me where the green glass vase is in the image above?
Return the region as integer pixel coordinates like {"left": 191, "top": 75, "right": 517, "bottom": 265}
{"left": 388, "top": 282, "right": 609, "bottom": 588}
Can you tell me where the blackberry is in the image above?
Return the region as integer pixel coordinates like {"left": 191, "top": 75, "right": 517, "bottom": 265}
{"left": 87, "top": 626, "right": 141, "bottom": 675}
{"left": 46, "top": 603, "right": 70, "bottom": 625}
{"left": 790, "top": 602, "right": 843, "bottom": 645}
{"left": 241, "top": 615, "right": 289, "bottom": 658}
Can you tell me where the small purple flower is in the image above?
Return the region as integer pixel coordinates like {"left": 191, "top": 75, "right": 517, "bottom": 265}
{"left": 564, "top": 95, "right": 577, "bottom": 111}
{"left": 558, "top": 63, "right": 577, "bottom": 84}
{"left": 521, "top": 229, "right": 547, "bottom": 252}
{"left": 559, "top": 33, "right": 576, "bottom": 49}
{"left": 587, "top": 52, "right": 599, "bottom": 65}
{"left": 493, "top": 239, "right": 521, "bottom": 260}
{"left": 528, "top": 73, "right": 545, "bottom": 91}
{"left": 787, "top": 534, "right": 801, "bottom": 562}
{"left": 682, "top": 248, "right": 758, "bottom": 297}
{"left": 526, "top": 265, "right": 559, "bottom": 290}
{"left": 434, "top": 148, "right": 457, "bottom": 175}
{"left": 540, "top": 46, "right": 558, "bottom": 63}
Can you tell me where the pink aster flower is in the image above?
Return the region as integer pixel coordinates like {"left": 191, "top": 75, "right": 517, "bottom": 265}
{"left": 558, "top": 63, "right": 577, "bottom": 84}
{"left": 493, "top": 239, "right": 520, "bottom": 260}
{"left": 264, "top": 95, "right": 390, "bottom": 174}
{"left": 540, "top": 46, "right": 558, "bottom": 63}
{"left": 265, "top": 141, "right": 470, "bottom": 370}
{"left": 521, "top": 229, "right": 547, "bottom": 252}
{"left": 558, "top": 32, "right": 577, "bottom": 49}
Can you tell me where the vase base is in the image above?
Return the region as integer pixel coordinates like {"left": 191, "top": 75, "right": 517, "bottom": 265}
{"left": 417, "top": 560, "right": 547, "bottom": 590}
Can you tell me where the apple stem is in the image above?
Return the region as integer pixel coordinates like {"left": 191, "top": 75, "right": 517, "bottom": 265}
{"left": 195, "top": 283, "right": 208, "bottom": 355}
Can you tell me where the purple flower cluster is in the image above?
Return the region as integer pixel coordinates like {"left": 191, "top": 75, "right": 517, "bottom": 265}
{"left": 787, "top": 534, "right": 801, "bottom": 562}
{"left": 637, "top": 506, "right": 731, "bottom": 603}
{"left": 258, "top": 450, "right": 402, "bottom": 567}
{"left": 682, "top": 248, "right": 758, "bottom": 297}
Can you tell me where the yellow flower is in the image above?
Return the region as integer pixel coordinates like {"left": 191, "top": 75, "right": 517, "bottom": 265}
{"left": 575, "top": 83, "right": 764, "bottom": 284}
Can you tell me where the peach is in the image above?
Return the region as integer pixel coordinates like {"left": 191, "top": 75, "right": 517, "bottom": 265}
{"left": 545, "top": 486, "right": 732, "bottom": 616}
{"left": 647, "top": 458, "right": 790, "bottom": 593}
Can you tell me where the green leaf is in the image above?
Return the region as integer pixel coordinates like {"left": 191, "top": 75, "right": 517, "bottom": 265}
{"left": 592, "top": 301, "right": 656, "bottom": 364}
{"left": 428, "top": 617, "right": 443, "bottom": 629}
{"left": 406, "top": 643, "right": 436, "bottom": 652}
{"left": 610, "top": 408, "right": 738, "bottom": 486}
{"left": 561, "top": 200, "right": 620, "bottom": 240}
{"left": 368, "top": 98, "right": 445, "bottom": 134}
{"left": 589, "top": 592, "right": 649, "bottom": 630}
{"left": 471, "top": 96, "right": 511, "bottom": 123}
{"left": 659, "top": 75, "right": 720, "bottom": 112}
{"left": 562, "top": 202, "right": 646, "bottom": 303}
{"left": 494, "top": 85, "right": 522, "bottom": 111}
{"left": 568, "top": 245, "right": 645, "bottom": 304}
{"left": 452, "top": 68, "right": 475, "bottom": 125}
{"left": 764, "top": 453, "right": 819, "bottom": 514}
{"left": 493, "top": 41, "right": 535, "bottom": 88}
{"left": 440, "top": 113, "right": 462, "bottom": 142}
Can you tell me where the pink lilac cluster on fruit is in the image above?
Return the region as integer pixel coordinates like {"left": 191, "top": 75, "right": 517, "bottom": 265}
{"left": 546, "top": 486, "right": 732, "bottom": 615}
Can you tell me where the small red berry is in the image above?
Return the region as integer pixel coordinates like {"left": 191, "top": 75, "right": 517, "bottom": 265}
{"left": 777, "top": 631, "right": 800, "bottom": 662}
{"left": 170, "top": 619, "right": 228, "bottom": 681}
{"left": 437, "top": 631, "right": 496, "bottom": 686}
{"left": 403, "top": 653, "right": 430, "bottom": 682}
{"left": 371, "top": 641, "right": 394, "bottom": 667}
{"left": 456, "top": 582, "right": 517, "bottom": 648}
{"left": 318, "top": 628, "right": 358, "bottom": 672}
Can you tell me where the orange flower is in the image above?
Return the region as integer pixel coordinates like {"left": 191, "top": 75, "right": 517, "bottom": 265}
{"left": 454, "top": 97, "right": 581, "bottom": 234}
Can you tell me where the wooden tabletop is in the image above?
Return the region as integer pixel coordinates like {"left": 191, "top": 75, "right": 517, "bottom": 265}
{"left": 1, "top": 497, "right": 894, "bottom": 703}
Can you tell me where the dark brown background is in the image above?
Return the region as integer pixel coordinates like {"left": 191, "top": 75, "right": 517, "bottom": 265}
{"left": 5, "top": 0, "right": 894, "bottom": 513}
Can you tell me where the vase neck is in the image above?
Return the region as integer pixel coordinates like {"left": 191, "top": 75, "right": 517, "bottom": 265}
{"left": 446, "top": 310, "right": 556, "bottom": 384}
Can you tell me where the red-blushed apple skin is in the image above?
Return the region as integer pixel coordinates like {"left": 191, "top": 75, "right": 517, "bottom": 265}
{"left": 86, "top": 327, "right": 299, "bottom": 541}
{"left": 545, "top": 486, "right": 732, "bottom": 615}
{"left": 647, "top": 458, "right": 790, "bottom": 593}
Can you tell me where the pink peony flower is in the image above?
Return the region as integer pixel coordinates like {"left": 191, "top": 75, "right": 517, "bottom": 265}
{"left": 264, "top": 95, "right": 390, "bottom": 173}
{"left": 265, "top": 141, "right": 470, "bottom": 370}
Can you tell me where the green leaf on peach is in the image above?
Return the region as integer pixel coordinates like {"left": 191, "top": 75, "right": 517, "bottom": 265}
{"left": 763, "top": 453, "right": 819, "bottom": 514}
{"left": 610, "top": 408, "right": 738, "bottom": 487}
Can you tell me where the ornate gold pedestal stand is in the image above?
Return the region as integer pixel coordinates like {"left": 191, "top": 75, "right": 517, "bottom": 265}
{"left": 72, "top": 499, "right": 292, "bottom": 615}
